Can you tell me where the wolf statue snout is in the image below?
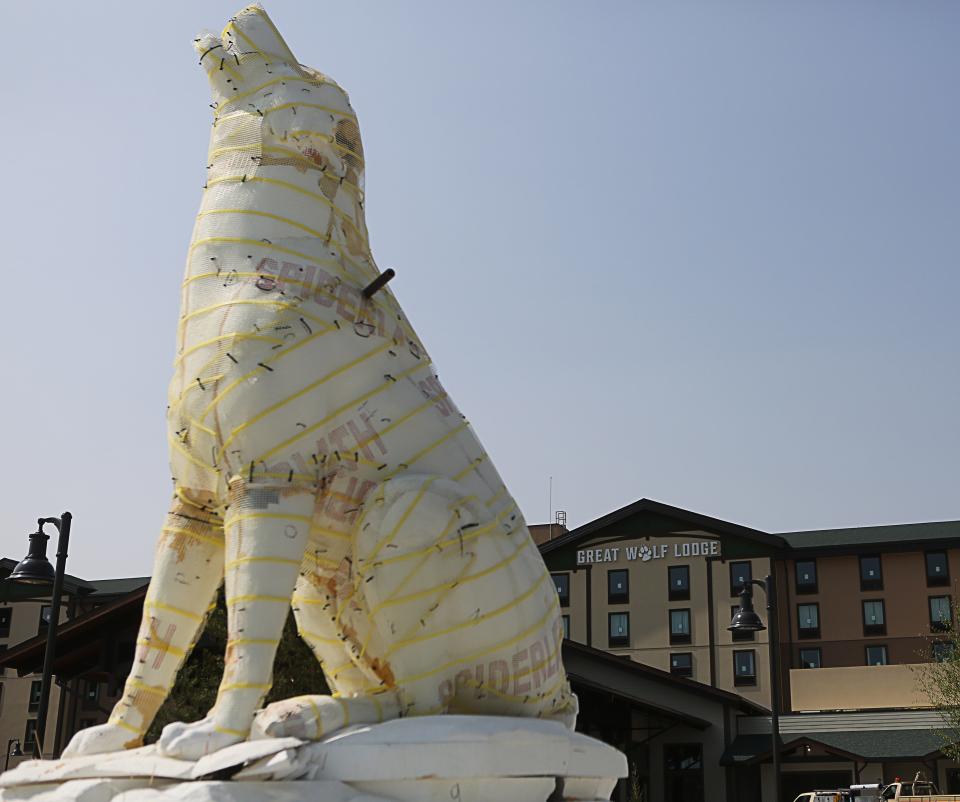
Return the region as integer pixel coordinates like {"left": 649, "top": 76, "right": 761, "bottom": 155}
{"left": 63, "top": 4, "right": 576, "bottom": 761}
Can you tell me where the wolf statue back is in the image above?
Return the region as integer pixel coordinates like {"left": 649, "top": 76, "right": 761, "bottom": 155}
{"left": 64, "top": 4, "right": 576, "bottom": 761}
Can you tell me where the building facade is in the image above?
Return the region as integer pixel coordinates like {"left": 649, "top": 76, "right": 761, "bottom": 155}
{"left": 540, "top": 498, "right": 960, "bottom": 800}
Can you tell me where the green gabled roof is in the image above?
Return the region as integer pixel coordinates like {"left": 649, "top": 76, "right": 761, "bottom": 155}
{"left": 85, "top": 577, "right": 150, "bottom": 596}
{"left": 780, "top": 520, "right": 960, "bottom": 551}
{"left": 722, "top": 728, "right": 948, "bottom": 764}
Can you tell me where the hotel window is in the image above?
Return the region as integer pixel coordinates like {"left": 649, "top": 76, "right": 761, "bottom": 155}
{"left": 0, "top": 608, "right": 10, "bottom": 638}
{"left": 730, "top": 606, "right": 754, "bottom": 641}
{"left": 551, "top": 573, "right": 569, "bottom": 607}
{"left": 730, "top": 562, "right": 752, "bottom": 597}
{"left": 668, "top": 565, "right": 690, "bottom": 601}
{"left": 927, "top": 552, "right": 950, "bottom": 587}
{"left": 38, "top": 605, "right": 53, "bottom": 635}
{"left": 670, "top": 609, "right": 691, "bottom": 645}
{"left": 663, "top": 744, "right": 704, "bottom": 802}
{"left": 795, "top": 560, "right": 818, "bottom": 594}
{"left": 608, "top": 612, "right": 630, "bottom": 647}
{"left": 860, "top": 555, "right": 883, "bottom": 591}
{"left": 670, "top": 653, "right": 693, "bottom": 678}
{"left": 561, "top": 615, "right": 570, "bottom": 640}
{"left": 28, "top": 680, "right": 41, "bottom": 713}
{"left": 799, "top": 648, "right": 821, "bottom": 669}
{"left": 862, "top": 599, "right": 886, "bottom": 636}
{"left": 797, "top": 603, "right": 820, "bottom": 639}
{"left": 733, "top": 650, "right": 757, "bottom": 686}
{"left": 24, "top": 720, "right": 38, "bottom": 753}
{"left": 933, "top": 642, "right": 954, "bottom": 662}
{"left": 608, "top": 569, "right": 629, "bottom": 604}
{"left": 930, "top": 596, "right": 952, "bottom": 632}
{"left": 82, "top": 680, "right": 100, "bottom": 711}
{"left": 865, "top": 645, "right": 888, "bottom": 666}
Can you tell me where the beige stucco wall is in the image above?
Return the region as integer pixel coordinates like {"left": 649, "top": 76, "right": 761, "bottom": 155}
{"left": 0, "top": 599, "right": 66, "bottom": 765}
{"left": 553, "top": 534, "right": 772, "bottom": 708}
{"left": 790, "top": 663, "right": 933, "bottom": 712}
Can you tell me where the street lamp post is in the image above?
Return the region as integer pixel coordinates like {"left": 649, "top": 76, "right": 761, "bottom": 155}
{"left": 7, "top": 513, "right": 72, "bottom": 759}
{"left": 4, "top": 739, "right": 23, "bottom": 772}
{"left": 729, "top": 573, "right": 783, "bottom": 802}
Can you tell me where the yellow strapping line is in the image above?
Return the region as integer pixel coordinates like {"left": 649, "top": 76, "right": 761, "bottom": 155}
{"left": 219, "top": 340, "right": 393, "bottom": 459}
{"left": 296, "top": 629, "right": 340, "bottom": 645}
{"left": 225, "top": 556, "right": 302, "bottom": 570}
{"left": 310, "top": 525, "right": 351, "bottom": 541}
{"left": 144, "top": 600, "right": 204, "bottom": 622}
{"left": 227, "top": 638, "right": 278, "bottom": 646}
{"left": 257, "top": 361, "right": 430, "bottom": 461}
{"left": 214, "top": 725, "right": 250, "bottom": 737}
{"left": 383, "top": 421, "right": 471, "bottom": 481}
{"left": 109, "top": 718, "right": 142, "bottom": 735}
{"left": 395, "top": 597, "right": 560, "bottom": 686}
{"left": 381, "top": 529, "right": 529, "bottom": 610}
{"left": 248, "top": 6, "right": 300, "bottom": 64}
{"left": 136, "top": 639, "right": 185, "bottom": 658}
{"left": 263, "top": 101, "right": 357, "bottom": 121}
{"left": 224, "top": 511, "right": 313, "bottom": 527}
{"left": 206, "top": 174, "right": 354, "bottom": 225}
{"left": 126, "top": 679, "right": 168, "bottom": 696}
{"left": 337, "top": 697, "right": 350, "bottom": 727}
{"left": 179, "top": 297, "right": 296, "bottom": 327}
{"left": 197, "top": 208, "right": 352, "bottom": 245}
{"left": 203, "top": 55, "right": 241, "bottom": 84}
{"left": 174, "top": 333, "right": 284, "bottom": 366}
{"left": 363, "top": 503, "right": 520, "bottom": 570}
{"left": 169, "top": 434, "right": 217, "bottom": 474}
{"left": 454, "top": 454, "right": 488, "bottom": 481}
{"left": 162, "top": 526, "right": 225, "bottom": 549}
{"left": 361, "top": 477, "right": 436, "bottom": 565}
{"left": 386, "top": 573, "right": 549, "bottom": 655}
{"left": 229, "top": 594, "right": 290, "bottom": 604}
{"left": 219, "top": 682, "right": 271, "bottom": 692}
{"left": 201, "top": 326, "right": 335, "bottom": 421}
{"left": 206, "top": 147, "right": 364, "bottom": 197}
{"left": 185, "top": 236, "right": 394, "bottom": 317}
{"left": 306, "top": 695, "right": 324, "bottom": 738}
{"left": 224, "top": 21, "right": 268, "bottom": 61}
{"left": 280, "top": 130, "right": 364, "bottom": 166}
{"left": 219, "top": 75, "right": 334, "bottom": 111}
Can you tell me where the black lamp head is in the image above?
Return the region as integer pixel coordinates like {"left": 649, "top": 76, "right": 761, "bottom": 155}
{"left": 9, "top": 740, "right": 22, "bottom": 757}
{"left": 729, "top": 584, "right": 766, "bottom": 632}
{"left": 8, "top": 527, "right": 55, "bottom": 585}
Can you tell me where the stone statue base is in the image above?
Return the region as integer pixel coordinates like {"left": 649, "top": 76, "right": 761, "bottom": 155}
{"left": 0, "top": 716, "right": 626, "bottom": 802}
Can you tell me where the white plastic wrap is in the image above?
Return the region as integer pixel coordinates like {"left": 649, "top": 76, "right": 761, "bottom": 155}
{"left": 63, "top": 4, "right": 576, "bottom": 762}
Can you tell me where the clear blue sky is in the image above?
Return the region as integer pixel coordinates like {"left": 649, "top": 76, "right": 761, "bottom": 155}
{"left": 2, "top": 2, "right": 957, "bottom": 579}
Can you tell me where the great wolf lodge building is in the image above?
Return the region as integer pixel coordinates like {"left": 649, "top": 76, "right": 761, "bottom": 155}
{"left": 539, "top": 499, "right": 960, "bottom": 802}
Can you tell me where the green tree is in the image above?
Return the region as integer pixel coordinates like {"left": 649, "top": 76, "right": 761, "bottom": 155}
{"left": 916, "top": 615, "right": 960, "bottom": 761}
{"left": 146, "top": 592, "right": 329, "bottom": 743}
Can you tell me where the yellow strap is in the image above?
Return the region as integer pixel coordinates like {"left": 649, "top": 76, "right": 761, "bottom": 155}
{"left": 136, "top": 639, "right": 186, "bottom": 658}
{"left": 161, "top": 526, "right": 225, "bottom": 549}
{"left": 143, "top": 600, "right": 204, "bottom": 623}
{"left": 108, "top": 718, "right": 143, "bottom": 735}
{"left": 225, "top": 556, "right": 302, "bottom": 570}
{"left": 263, "top": 101, "right": 357, "bottom": 122}
{"left": 229, "top": 594, "right": 290, "bottom": 604}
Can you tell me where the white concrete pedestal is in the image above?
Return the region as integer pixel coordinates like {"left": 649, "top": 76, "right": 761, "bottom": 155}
{"left": 0, "top": 716, "right": 627, "bottom": 802}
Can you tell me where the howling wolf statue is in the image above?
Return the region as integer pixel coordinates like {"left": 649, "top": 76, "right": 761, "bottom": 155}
{"left": 64, "top": 4, "right": 576, "bottom": 760}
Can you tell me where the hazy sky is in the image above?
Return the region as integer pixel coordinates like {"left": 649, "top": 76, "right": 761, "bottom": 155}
{"left": 2, "top": 2, "right": 957, "bottom": 579}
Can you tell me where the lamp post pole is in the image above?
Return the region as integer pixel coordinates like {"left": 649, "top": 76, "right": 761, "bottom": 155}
{"left": 763, "top": 574, "right": 783, "bottom": 802}
{"left": 31, "top": 513, "right": 71, "bottom": 759}
{"left": 730, "top": 573, "right": 783, "bottom": 802}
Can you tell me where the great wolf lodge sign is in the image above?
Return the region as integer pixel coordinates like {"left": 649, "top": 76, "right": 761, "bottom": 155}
{"left": 576, "top": 540, "right": 721, "bottom": 565}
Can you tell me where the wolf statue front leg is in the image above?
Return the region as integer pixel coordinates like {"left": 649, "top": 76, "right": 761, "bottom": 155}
{"left": 63, "top": 497, "right": 224, "bottom": 757}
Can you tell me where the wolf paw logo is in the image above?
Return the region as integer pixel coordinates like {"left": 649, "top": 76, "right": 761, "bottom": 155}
{"left": 639, "top": 545, "right": 653, "bottom": 562}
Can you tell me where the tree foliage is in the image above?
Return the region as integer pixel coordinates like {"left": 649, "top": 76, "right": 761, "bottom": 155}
{"left": 146, "top": 592, "right": 329, "bottom": 743}
{"left": 917, "top": 619, "right": 960, "bottom": 762}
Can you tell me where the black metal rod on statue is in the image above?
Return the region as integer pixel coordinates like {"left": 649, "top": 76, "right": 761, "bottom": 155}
{"left": 765, "top": 573, "right": 782, "bottom": 802}
{"left": 362, "top": 268, "right": 395, "bottom": 298}
{"left": 33, "top": 512, "right": 71, "bottom": 759}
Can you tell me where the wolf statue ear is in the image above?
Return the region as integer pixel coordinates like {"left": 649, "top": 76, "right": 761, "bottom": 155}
{"left": 219, "top": 4, "right": 298, "bottom": 64}
{"left": 194, "top": 5, "right": 300, "bottom": 107}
